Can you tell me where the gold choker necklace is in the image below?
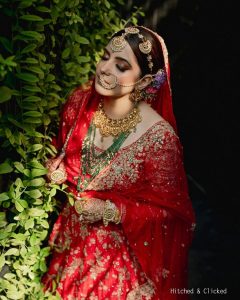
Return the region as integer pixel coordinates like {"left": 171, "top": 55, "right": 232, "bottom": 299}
{"left": 93, "top": 101, "right": 142, "bottom": 138}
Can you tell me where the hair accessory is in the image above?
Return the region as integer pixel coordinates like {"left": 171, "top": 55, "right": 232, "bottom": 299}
{"left": 110, "top": 26, "right": 153, "bottom": 73}
{"left": 129, "top": 68, "right": 166, "bottom": 103}
{"left": 141, "top": 69, "right": 166, "bottom": 102}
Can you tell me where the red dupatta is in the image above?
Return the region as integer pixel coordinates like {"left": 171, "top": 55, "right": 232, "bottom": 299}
{"left": 54, "top": 28, "right": 195, "bottom": 299}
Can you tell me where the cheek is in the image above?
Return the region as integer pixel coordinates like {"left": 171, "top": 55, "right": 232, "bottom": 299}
{"left": 116, "top": 72, "right": 140, "bottom": 85}
{"left": 95, "top": 61, "right": 101, "bottom": 72}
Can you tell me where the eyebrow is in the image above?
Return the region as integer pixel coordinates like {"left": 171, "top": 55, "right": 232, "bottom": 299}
{"left": 104, "top": 48, "right": 132, "bottom": 68}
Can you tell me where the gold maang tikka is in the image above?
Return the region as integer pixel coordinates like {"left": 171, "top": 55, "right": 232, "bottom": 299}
{"left": 110, "top": 27, "right": 153, "bottom": 73}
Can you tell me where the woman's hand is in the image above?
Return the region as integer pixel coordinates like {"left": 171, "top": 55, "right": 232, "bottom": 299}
{"left": 45, "top": 156, "right": 67, "bottom": 185}
{"left": 75, "top": 197, "right": 105, "bottom": 224}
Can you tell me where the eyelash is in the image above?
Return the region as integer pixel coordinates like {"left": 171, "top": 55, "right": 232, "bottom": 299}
{"left": 116, "top": 65, "right": 125, "bottom": 72}
{"left": 101, "top": 53, "right": 127, "bottom": 72}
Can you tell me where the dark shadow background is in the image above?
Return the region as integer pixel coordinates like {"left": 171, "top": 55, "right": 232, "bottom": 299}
{"left": 123, "top": 0, "right": 239, "bottom": 299}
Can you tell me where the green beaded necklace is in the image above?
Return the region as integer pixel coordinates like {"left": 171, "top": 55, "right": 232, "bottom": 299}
{"left": 77, "top": 121, "right": 130, "bottom": 192}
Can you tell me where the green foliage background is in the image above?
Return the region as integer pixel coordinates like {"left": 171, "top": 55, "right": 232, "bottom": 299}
{"left": 0, "top": 0, "right": 142, "bottom": 298}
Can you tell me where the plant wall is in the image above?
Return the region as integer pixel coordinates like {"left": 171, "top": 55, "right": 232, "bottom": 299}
{"left": 0, "top": 0, "right": 141, "bottom": 298}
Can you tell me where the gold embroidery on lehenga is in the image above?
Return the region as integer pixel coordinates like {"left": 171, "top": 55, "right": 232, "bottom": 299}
{"left": 127, "top": 279, "right": 156, "bottom": 300}
{"left": 88, "top": 120, "right": 175, "bottom": 191}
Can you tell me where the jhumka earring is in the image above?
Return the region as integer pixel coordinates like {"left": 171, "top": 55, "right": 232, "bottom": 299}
{"left": 129, "top": 88, "right": 143, "bottom": 103}
{"left": 110, "top": 27, "right": 153, "bottom": 73}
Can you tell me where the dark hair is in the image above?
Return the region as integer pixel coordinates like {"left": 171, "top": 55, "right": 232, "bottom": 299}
{"left": 111, "top": 26, "right": 164, "bottom": 76}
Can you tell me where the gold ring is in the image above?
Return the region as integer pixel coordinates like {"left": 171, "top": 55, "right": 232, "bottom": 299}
{"left": 50, "top": 169, "right": 66, "bottom": 183}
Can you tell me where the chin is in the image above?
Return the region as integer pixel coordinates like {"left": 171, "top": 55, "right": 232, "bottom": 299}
{"left": 95, "top": 82, "right": 109, "bottom": 96}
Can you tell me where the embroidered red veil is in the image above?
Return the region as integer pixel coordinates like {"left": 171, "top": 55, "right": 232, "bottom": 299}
{"left": 51, "top": 27, "right": 195, "bottom": 299}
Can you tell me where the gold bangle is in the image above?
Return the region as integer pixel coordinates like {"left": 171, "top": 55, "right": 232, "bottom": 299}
{"left": 113, "top": 209, "right": 121, "bottom": 224}
{"left": 103, "top": 200, "right": 121, "bottom": 226}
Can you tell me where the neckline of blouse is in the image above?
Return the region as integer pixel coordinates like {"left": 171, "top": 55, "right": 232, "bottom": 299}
{"left": 93, "top": 119, "right": 171, "bottom": 153}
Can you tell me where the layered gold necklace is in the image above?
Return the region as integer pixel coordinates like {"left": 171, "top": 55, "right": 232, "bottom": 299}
{"left": 93, "top": 100, "right": 142, "bottom": 138}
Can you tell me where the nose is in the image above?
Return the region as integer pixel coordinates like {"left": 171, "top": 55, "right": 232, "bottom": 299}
{"left": 99, "top": 59, "right": 112, "bottom": 75}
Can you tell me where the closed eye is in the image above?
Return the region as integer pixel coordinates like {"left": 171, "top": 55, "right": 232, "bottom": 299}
{"left": 116, "top": 64, "right": 127, "bottom": 72}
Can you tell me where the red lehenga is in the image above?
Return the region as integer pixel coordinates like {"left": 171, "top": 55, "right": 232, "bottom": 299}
{"left": 43, "top": 28, "right": 195, "bottom": 300}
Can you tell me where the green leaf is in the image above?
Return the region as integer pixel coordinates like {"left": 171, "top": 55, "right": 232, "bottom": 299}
{"left": 40, "top": 220, "right": 49, "bottom": 229}
{"left": 0, "top": 162, "right": 13, "bottom": 174}
{"left": 45, "top": 74, "right": 55, "bottom": 82}
{"left": 36, "top": 6, "right": 51, "bottom": 13}
{"left": 21, "top": 31, "right": 43, "bottom": 41}
{"left": 23, "top": 168, "right": 31, "bottom": 177}
{"left": 20, "top": 14, "right": 44, "bottom": 21}
{"left": 29, "top": 234, "right": 38, "bottom": 246}
{"left": 26, "top": 66, "right": 44, "bottom": 77}
{"left": 26, "top": 131, "right": 45, "bottom": 138}
{"left": 28, "top": 178, "right": 45, "bottom": 187}
{"left": 21, "top": 43, "right": 37, "bottom": 54}
{"left": 18, "top": 0, "right": 34, "bottom": 9}
{"left": 22, "top": 85, "right": 42, "bottom": 92}
{"left": 24, "top": 218, "right": 34, "bottom": 229}
{"left": 11, "top": 233, "right": 27, "bottom": 241}
{"left": 15, "top": 200, "right": 24, "bottom": 212}
{"left": 0, "top": 254, "right": 5, "bottom": 269}
{"left": 77, "top": 56, "right": 90, "bottom": 63}
{"left": 16, "top": 72, "right": 39, "bottom": 83}
{"left": 62, "top": 48, "right": 70, "bottom": 59}
{"left": 24, "top": 118, "right": 42, "bottom": 124}
{"left": 28, "top": 144, "right": 43, "bottom": 152}
{"left": 0, "top": 86, "right": 13, "bottom": 103}
{"left": 24, "top": 57, "right": 39, "bottom": 64}
{"left": 40, "top": 230, "right": 48, "bottom": 240}
{"left": 4, "top": 56, "right": 16, "bottom": 67}
{"left": 75, "top": 36, "right": 89, "bottom": 44}
{"left": 0, "top": 193, "right": 9, "bottom": 202}
{"left": 4, "top": 248, "right": 20, "bottom": 256}
{"left": 43, "top": 115, "right": 51, "bottom": 126}
{"left": 16, "top": 147, "right": 27, "bottom": 159}
{"left": 23, "top": 111, "right": 42, "bottom": 117}
{"left": 6, "top": 291, "right": 24, "bottom": 300}
{"left": 14, "top": 162, "right": 25, "bottom": 173}
{"left": 23, "top": 95, "right": 42, "bottom": 102}
{"left": 28, "top": 160, "right": 45, "bottom": 169}
{"left": 28, "top": 208, "right": 45, "bottom": 217}
{"left": 25, "top": 189, "right": 42, "bottom": 199}
{"left": 104, "top": 0, "right": 111, "bottom": 9}
{"left": 31, "top": 168, "right": 48, "bottom": 177}
{"left": 39, "top": 260, "right": 47, "bottom": 272}
{"left": 0, "top": 231, "right": 10, "bottom": 240}
{"left": 0, "top": 37, "right": 13, "bottom": 53}
{"left": 19, "top": 199, "right": 28, "bottom": 208}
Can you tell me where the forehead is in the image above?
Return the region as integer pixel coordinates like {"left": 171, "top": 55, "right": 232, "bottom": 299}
{"left": 105, "top": 40, "right": 139, "bottom": 66}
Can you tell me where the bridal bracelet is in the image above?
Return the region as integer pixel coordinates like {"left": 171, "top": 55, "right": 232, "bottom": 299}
{"left": 74, "top": 198, "right": 121, "bottom": 226}
{"left": 103, "top": 200, "right": 121, "bottom": 226}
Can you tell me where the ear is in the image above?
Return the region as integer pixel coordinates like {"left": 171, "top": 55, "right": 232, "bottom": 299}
{"left": 136, "top": 75, "right": 153, "bottom": 90}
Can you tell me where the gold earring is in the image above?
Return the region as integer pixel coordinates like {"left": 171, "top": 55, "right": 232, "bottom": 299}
{"left": 129, "top": 88, "right": 143, "bottom": 103}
